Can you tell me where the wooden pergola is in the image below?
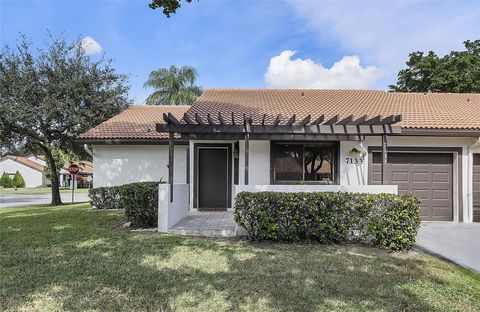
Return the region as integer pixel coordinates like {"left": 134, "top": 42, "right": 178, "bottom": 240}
{"left": 156, "top": 112, "right": 402, "bottom": 201}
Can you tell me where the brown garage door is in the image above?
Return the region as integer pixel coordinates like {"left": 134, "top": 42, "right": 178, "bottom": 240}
{"left": 370, "top": 152, "right": 453, "bottom": 221}
{"left": 474, "top": 154, "right": 480, "bottom": 222}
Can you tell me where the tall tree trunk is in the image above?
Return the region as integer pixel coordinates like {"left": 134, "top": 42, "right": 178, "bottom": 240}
{"left": 43, "top": 147, "right": 63, "bottom": 206}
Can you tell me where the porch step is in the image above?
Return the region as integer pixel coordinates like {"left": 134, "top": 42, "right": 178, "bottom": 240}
{"left": 168, "top": 211, "right": 238, "bottom": 238}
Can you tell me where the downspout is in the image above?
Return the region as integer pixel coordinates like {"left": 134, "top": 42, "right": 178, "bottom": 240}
{"left": 83, "top": 144, "right": 93, "bottom": 157}
{"left": 467, "top": 137, "right": 480, "bottom": 222}
{"left": 358, "top": 142, "right": 368, "bottom": 185}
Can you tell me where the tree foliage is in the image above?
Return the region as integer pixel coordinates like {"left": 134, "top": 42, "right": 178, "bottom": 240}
{"left": 389, "top": 40, "right": 480, "bottom": 93}
{"left": 144, "top": 65, "right": 202, "bottom": 105}
{"left": 0, "top": 33, "right": 131, "bottom": 204}
{"left": 0, "top": 172, "right": 11, "bottom": 188}
{"left": 43, "top": 148, "right": 76, "bottom": 180}
{"left": 11, "top": 171, "right": 25, "bottom": 188}
{"left": 149, "top": 0, "right": 193, "bottom": 17}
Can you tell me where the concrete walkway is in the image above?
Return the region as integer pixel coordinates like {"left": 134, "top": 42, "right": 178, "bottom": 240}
{"left": 0, "top": 193, "right": 90, "bottom": 208}
{"left": 416, "top": 222, "right": 480, "bottom": 272}
{"left": 169, "top": 211, "right": 238, "bottom": 238}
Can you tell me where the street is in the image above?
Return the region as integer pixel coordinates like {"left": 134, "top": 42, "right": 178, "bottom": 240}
{"left": 0, "top": 193, "right": 90, "bottom": 208}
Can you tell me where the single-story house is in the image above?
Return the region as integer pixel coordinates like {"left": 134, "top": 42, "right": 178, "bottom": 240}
{"left": 78, "top": 90, "right": 480, "bottom": 223}
{"left": 0, "top": 155, "right": 93, "bottom": 188}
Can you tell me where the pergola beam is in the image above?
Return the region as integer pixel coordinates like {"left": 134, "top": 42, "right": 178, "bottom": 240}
{"left": 184, "top": 113, "right": 195, "bottom": 125}
{"left": 157, "top": 113, "right": 403, "bottom": 137}
{"left": 324, "top": 114, "right": 339, "bottom": 125}
{"left": 336, "top": 115, "right": 353, "bottom": 125}
{"left": 273, "top": 114, "right": 282, "bottom": 126}
{"left": 218, "top": 112, "right": 226, "bottom": 125}
{"left": 311, "top": 115, "right": 325, "bottom": 125}
{"left": 157, "top": 123, "right": 401, "bottom": 135}
{"left": 207, "top": 113, "right": 216, "bottom": 125}
{"left": 286, "top": 114, "right": 296, "bottom": 126}
{"left": 195, "top": 113, "right": 206, "bottom": 125}
{"left": 298, "top": 114, "right": 311, "bottom": 127}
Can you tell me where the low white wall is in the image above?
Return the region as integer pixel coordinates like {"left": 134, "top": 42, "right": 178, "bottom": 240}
{"left": 158, "top": 184, "right": 189, "bottom": 232}
{"left": 234, "top": 184, "right": 398, "bottom": 197}
{"left": 93, "top": 145, "right": 188, "bottom": 187}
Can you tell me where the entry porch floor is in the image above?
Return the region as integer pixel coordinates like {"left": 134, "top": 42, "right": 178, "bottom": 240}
{"left": 168, "top": 211, "right": 239, "bottom": 238}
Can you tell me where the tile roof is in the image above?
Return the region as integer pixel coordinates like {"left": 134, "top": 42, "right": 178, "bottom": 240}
{"left": 78, "top": 90, "right": 480, "bottom": 141}
{"left": 3, "top": 156, "right": 45, "bottom": 172}
{"left": 187, "top": 89, "right": 480, "bottom": 130}
{"left": 78, "top": 105, "right": 190, "bottom": 141}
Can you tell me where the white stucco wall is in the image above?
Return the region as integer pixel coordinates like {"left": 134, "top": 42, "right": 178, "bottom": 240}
{"left": 238, "top": 140, "right": 270, "bottom": 185}
{"left": 158, "top": 183, "right": 190, "bottom": 232}
{"left": 0, "top": 158, "right": 44, "bottom": 187}
{"left": 92, "top": 145, "right": 188, "bottom": 187}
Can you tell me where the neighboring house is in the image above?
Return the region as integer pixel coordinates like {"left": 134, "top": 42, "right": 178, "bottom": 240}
{"left": 0, "top": 155, "right": 93, "bottom": 188}
{"left": 77, "top": 90, "right": 480, "bottom": 223}
{"left": 0, "top": 156, "right": 50, "bottom": 187}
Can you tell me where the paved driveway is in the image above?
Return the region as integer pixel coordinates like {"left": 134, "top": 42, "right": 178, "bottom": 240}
{"left": 0, "top": 193, "right": 90, "bottom": 208}
{"left": 416, "top": 222, "right": 480, "bottom": 272}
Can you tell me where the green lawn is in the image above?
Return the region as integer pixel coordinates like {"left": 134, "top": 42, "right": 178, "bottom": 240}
{"left": 1, "top": 204, "right": 479, "bottom": 312}
{"left": 0, "top": 187, "right": 89, "bottom": 195}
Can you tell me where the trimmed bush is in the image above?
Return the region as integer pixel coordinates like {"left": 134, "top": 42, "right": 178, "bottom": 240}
{"left": 88, "top": 181, "right": 162, "bottom": 228}
{"left": 1, "top": 172, "right": 11, "bottom": 188}
{"left": 234, "top": 192, "right": 421, "bottom": 251}
{"left": 11, "top": 171, "right": 25, "bottom": 188}
{"left": 88, "top": 186, "right": 122, "bottom": 210}
{"left": 120, "top": 182, "right": 160, "bottom": 228}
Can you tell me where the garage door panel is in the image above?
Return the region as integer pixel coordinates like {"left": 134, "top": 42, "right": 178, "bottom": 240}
{"left": 412, "top": 189, "right": 429, "bottom": 200}
{"left": 371, "top": 152, "right": 453, "bottom": 221}
{"left": 432, "top": 190, "right": 450, "bottom": 200}
{"left": 391, "top": 171, "right": 409, "bottom": 183}
{"left": 432, "top": 172, "right": 450, "bottom": 183}
{"left": 412, "top": 172, "right": 429, "bottom": 182}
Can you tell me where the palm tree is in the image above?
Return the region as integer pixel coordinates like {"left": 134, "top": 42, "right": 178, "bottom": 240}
{"left": 144, "top": 65, "right": 203, "bottom": 105}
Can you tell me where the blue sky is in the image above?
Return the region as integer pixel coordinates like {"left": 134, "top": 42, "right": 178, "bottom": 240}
{"left": 1, "top": 0, "right": 479, "bottom": 103}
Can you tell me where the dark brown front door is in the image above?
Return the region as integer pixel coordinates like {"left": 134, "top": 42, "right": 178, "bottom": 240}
{"left": 473, "top": 154, "right": 480, "bottom": 222}
{"left": 198, "top": 148, "right": 229, "bottom": 210}
{"left": 370, "top": 152, "right": 454, "bottom": 221}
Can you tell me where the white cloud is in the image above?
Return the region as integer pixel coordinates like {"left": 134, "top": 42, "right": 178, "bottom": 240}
{"left": 81, "top": 36, "right": 102, "bottom": 55}
{"left": 287, "top": 1, "right": 480, "bottom": 88}
{"left": 265, "top": 50, "right": 378, "bottom": 89}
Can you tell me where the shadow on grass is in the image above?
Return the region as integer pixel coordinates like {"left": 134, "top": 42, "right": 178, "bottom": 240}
{"left": 1, "top": 204, "right": 479, "bottom": 311}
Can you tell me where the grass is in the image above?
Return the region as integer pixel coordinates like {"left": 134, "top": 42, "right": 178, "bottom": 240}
{"left": 0, "top": 187, "right": 89, "bottom": 195}
{"left": 1, "top": 203, "right": 479, "bottom": 312}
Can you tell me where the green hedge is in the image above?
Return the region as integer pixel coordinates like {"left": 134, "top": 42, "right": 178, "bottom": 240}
{"left": 88, "top": 181, "right": 161, "bottom": 228}
{"left": 234, "top": 192, "right": 421, "bottom": 251}
{"left": 120, "top": 182, "right": 159, "bottom": 229}
{"left": 88, "top": 186, "right": 121, "bottom": 210}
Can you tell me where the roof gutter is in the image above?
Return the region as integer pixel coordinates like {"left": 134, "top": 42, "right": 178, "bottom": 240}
{"left": 400, "top": 128, "right": 480, "bottom": 137}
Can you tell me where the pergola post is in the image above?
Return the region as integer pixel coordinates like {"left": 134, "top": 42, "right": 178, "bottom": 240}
{"left": 168, "top": 132, "right": 174, "bottom": 202}
{"left": 244, "top": 133, "right": 249, "bottom": 185}
{"left": 244, "top": 117, "right": 251, "bottom": 185}
{"left": 381, "top": 134, "right": 388, "bottom": 185}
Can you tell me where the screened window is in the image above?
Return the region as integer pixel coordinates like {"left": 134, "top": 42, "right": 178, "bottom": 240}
{"left": 273, "top": 143, "right": 337, "bottom": 184}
